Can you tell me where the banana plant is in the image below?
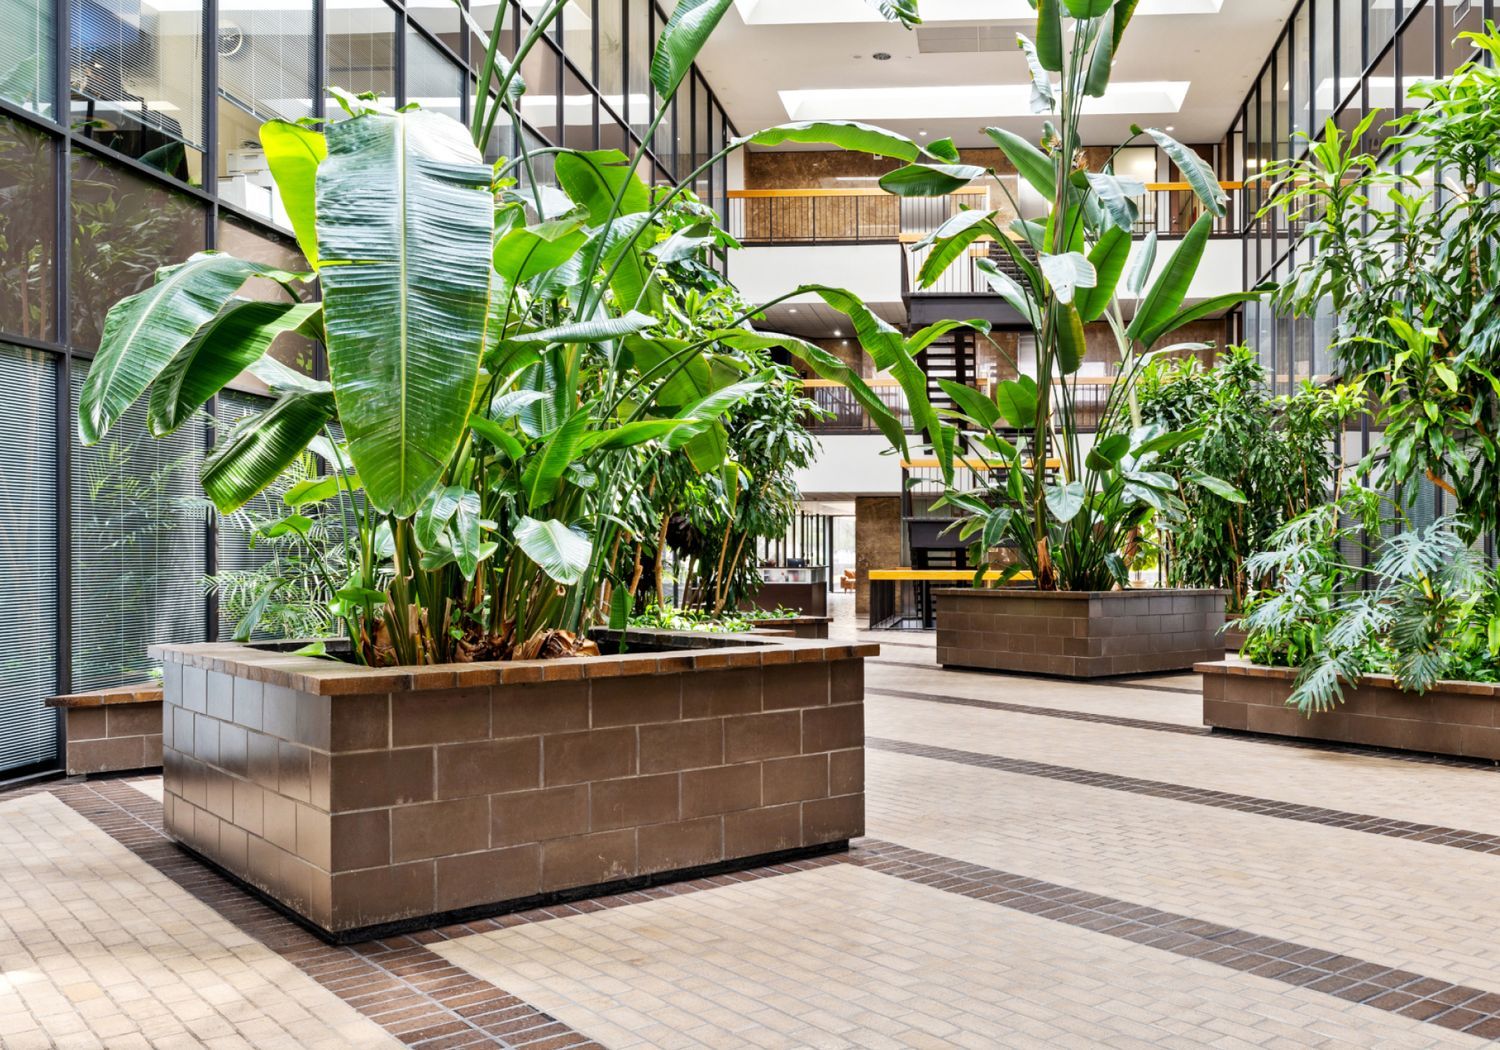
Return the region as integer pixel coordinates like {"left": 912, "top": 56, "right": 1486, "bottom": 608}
{"left": 76, "top": 0, "right": 934, "bottom": 664}
{"left": 826, "top": 0, "right": 1257, "bottom": 589}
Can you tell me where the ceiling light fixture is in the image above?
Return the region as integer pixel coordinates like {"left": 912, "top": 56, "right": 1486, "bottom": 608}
{"left": 789, "top": 307, "right": 799, "bottom": 313}
{"left": 918, "top": 129, "right": 927, "bottom": 136}
{"left": 833, "top": 329, "right": 843, "bottom": 337}
{"left": 872, "top": 51, "right": 892, "bottom": 60}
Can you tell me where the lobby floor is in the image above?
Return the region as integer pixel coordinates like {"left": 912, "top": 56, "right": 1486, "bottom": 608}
{"left": 5, "top": 599, "right": 1500, "bottom": 1048}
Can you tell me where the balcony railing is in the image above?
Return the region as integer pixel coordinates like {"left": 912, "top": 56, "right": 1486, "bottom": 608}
{"left": 729, "top": 181, "right": 1242, "bottom": 247}
{"left": 802, "top": 376, "right": 1117, "bottom": 434}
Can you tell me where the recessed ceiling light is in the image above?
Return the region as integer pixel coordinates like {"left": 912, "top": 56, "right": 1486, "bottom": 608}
{"left": 918, "top": 129, "right": 927, "bottom": 136}
{"left": 789, "top": 307, "right": 799, "bottom": 313}
{"left": 872, "top": 52, "right": 892, "bottom": 60}
{"left": 833, "top": 329, "right": 843, "bottom": 337}
{"left": 1165, "top": 125, "right": 1175, "bottom": 131}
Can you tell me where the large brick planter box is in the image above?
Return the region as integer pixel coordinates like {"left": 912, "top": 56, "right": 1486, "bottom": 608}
{"left": 935, "top": 588, "right": 1227, "bottom": 678}
{"left": 1200, "top": 658, "right": 1500, "bottom": 760}
{"left": 46, "top": 683, "right": 164, "bottom": 775}
{"left": 152, "top": 631, "right": 871, "bottom": 942}
{"left": 751, "top": 615, "right": 831, "bottom": 639}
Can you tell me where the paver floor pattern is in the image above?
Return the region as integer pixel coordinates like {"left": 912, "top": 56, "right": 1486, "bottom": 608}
{"left": 0, "top": 792, "right": 400, "bottom": 1050}
{"left": 7, "top": 612, "right": 1500, "bottom": 1047}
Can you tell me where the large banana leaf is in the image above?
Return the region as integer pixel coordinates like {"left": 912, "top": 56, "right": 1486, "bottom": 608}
{"left": 494, "top": 217, "right": 589, "bottom": 285}
{"left": 515, "top": 516, "right": 592, "bottom": 585}
{"left": 651, "top": 0, "right": 736, "bottom": 98}
{"left": 259, "top": 121, "right": 326, "bottom": 269}
{"left": 917, "top": 210, "right": 998, "bottom": 288}
{"left": 554, "top": 149, "right": 651, "bottom": 224}
{"left": 511, "top": 310, "right": 659, "bottom": 344}
{"left": 985, "top": 127, "right": 1055, "bottom": 202}
{"left": 148, "top": 300, "right": 322, "bottom": 437}
{"left": 316, "top": 110, "right": 495, "bottom": 517}
{"left": 80, "top": 252, "right": 281, "bottom": 445}
{"left": 878, "top": 163, "right": 985, "bottom": 197}
{"left": 1056, "top": 301, "right": 1087, "bottom": 374}
{"left": 1035, "top": 0, "right": 1064, "bottom": 71}
{"left": 201, "top": 391, "right": 337, "bottom": 513}
{"left": 1125, "top": 211, "right": 1212, "bottom": 347}
{"left": 521, "top": 408, "right": 590, "bottom": 510}
{"left": 744, "top": 122, "right": 921, "bottom": 162}
{"left": 1141, "top": 127, "right": 1226, "bottom": 217}
{"left": 800, "top": 286, "right": 905, "bottom": 368}
{"left": 1075, "top": 226, "right": 1131, "bottom": 321}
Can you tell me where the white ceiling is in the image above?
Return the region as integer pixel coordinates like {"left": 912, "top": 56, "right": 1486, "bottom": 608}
{"left": 697, "top": 0, "right": 1298, "bottom": 148}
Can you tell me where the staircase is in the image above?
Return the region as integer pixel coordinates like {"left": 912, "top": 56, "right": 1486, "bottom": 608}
{"left": 913, "top": 329, "right": 977, "bottom": 414}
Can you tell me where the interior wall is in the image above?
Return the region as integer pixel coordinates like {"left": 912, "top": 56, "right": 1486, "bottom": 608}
{"left": 854, "top": 496, "right": 903, "bottom": 618}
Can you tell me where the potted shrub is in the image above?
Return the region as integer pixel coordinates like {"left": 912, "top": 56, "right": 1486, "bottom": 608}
{"left": 811, "top": 0, "right": 1258, "bottom": 677}
{"left": 1200, "top": 489, "right": 1500, "bottom": 757}
{"left": 81, "top": 0, "right": 946, "bottom": 938}
{"left": 1206, "top": 29, "right": 1500, "bottom": 755}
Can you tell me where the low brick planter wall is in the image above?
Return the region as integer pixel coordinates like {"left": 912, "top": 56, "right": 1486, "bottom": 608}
{"left": 1199, "top": 658, "right": 1500, "bottom": 760}
{"left": 935, "top": 588, "right": 1227, "bottom": 678}
{"left": 751, "top": 616, "right": 831, "bottom": 639}
{"left": 46, "top": 683, "right": 164, "bottom": 775}
{"left": 152, "top": 632, "right": 872, "bottom": 942}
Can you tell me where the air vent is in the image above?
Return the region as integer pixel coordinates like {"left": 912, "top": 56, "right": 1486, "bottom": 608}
{"left": 915, "top": 26, "right": 1012, "bottom": 54}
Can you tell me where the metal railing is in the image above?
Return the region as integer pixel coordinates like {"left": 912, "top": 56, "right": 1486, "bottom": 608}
{"left": 730, "top": 181, "right": 1242, "bottom": 248}
{"left": 802, "top": 376, "right": 1118, "bottom": 435}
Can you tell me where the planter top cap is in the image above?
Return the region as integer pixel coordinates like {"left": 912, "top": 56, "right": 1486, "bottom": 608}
{"left": 149, "top": 631, "right": 879, "bottom": 697}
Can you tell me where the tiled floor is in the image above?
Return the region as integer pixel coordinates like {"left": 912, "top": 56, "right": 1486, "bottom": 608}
{"left": 6, "top": 594, "right": 1500, "bottom": 1047}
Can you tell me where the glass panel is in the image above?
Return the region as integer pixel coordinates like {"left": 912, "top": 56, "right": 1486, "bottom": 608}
{"left": 0, "top": 343, "right": 57, "bottom": 774}
{"left": 69, "top": 148, "right": 206, "bottom": 350}
{"left": 626, "top": 0, "right": 648, "bottom": 141}
{"left": 562, "top": 0, "right": 593, "bottom": 77}
{"left": 1401, "top": 1, "right": 1436, "bottom": 112}
{"left": 406, "top": 25, "right": 464, "bottom": 120}
{"left": 216, "top": 0, "right": 314, "bottom": 228}
{"left": 325, "top": 0, "right": 397, "bottom": 105}
{"left": 597, "top": 0, "right": 624, "bottom": 122}
{"left": 1314, "top": 0, "right": 1336, "bottom": 127}
{"left": 653, "top": 92, "right": 673, "bottom": 173}
{"left": 1367, "top": 0, "right": 1398, "bottom": 65}
{"left": 215, "top": 213, "right": 315, "bottom": 384}
{"left": 211, "top": 388, "right": 274, "bottom": 640}
{"left": 599, "top": 112, "right": 627, "bottom": 154}
{"left": 1290, "top": 5, "right": 1311, "bottom": 151}
{"left": 1442, "top": 0, "right": 1482, "bottom": 74}
{"left": 519, "top": 33, "right": 558, "bottom": 143}
{"left": 70, "top": 360, "right": 206, "bottom": 692}
{"left": 1338, "top": 0, "right": 1364, "bottom": 104}
{"left": 0, "top": 117, "right": 58, "bottom": 343}
{"left": 407, "top": 0, "right": 462, "bottom": 59}
{"left": 1, "top": 0, "right": 55, "bottom": 116}
{"left": 474, "top": 84, "right": 516, "bottom": 163}
{"left": 1367, "top": 41, "right": 1398, "bottom": 151}
{"left": 468, "top": 0, "right": 516, "bottom": 75}
{"left": 70, "top": 0, "right": 206, "bottom": 179}
{"left": 562, "top": 65, "right": 594, "bottom": 148}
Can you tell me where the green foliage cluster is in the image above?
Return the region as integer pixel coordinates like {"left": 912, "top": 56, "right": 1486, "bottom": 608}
{"left": 1236, "top": 489, "right": 1500, "bottom": 712}
{"left": 1135, "top": 346, "right": 1359, "bottom": 608}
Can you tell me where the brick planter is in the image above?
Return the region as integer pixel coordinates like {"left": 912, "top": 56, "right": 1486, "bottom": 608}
{"left": 1199, "top": 658, "right": 1500, "bottom": 760}
{"left": 152, "top": 631, "right": 871, "bottom": 942}
{"left": 46, "top": 683, "right": 164, "bottom": 775}
{"left": 935, "top": 588, "right": 1227, "bottom": 678}
{"left": 751, "top": 616, "right": 831, "bottom": 639}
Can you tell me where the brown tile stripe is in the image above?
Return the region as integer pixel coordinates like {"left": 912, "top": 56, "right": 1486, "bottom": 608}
{"left": 867, "top": 687, "right": 1207, "bottom": 736}
{"left": 875, "top": 658, "right": 1204, "bottom": 695}
{"left": 50, "top": 779, "right": 841, "bottom": 1048}
{"left": 867, "top": 736, "right": 1500, "bottom": 856}
{"left": 850, "top": 838, "right": 1500, "bottom": 1040}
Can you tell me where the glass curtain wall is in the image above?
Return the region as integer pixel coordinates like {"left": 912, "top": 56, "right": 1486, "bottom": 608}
{"left": 0, "top": 0, "right": 735, "bottom": 776}
{"left": 1239, "top": 0, "right": 1492, "bottom": 396}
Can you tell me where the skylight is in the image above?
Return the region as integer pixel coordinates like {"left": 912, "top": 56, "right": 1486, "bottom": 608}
{"left": 734, "top": 0, "right": 1224, "bottom": 25}
{"left": 778, "top": 82, "right": 1190, "bottom": 121}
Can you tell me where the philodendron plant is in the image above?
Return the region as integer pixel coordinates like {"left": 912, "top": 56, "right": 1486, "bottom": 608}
{"left": 853, "top": 0, "right": 1257, "bottom": 590}
{"left": 76, "top": 0, "right": 955, "bottom": 665}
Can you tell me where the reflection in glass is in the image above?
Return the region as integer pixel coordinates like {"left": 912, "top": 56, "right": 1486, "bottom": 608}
{"left": 216, "top": 214, "right": 315, "bottom": 384}
{"left": 406, "top": 0, "right": 462, "bottom": 59}
{"left": 0, "top": 342, "right": 57, "bottom": 773}
{"left": 406, "top": 26, "right": 464, "bottom": 120}
{"left": 1443, "top": 0, "right": 1483, "bottom": 75}
{"left": 70, "top": 148, "right": 206, "bottom": 350}
{"left": 1338, "top": 0, "right": 1364, "bottom": 104}
{"left": 326, "top": 0, "right": 397, "bottom": 105}
{"left": 596, "top": 0, "right": 624, "bottom": 119}
{"left": 69, "top": 0, "right": 206, "bottom": 180}
{"left": 519, "top": 32, "right": 559, "bottom": 143}
{"left": 1400, "top": 3, "right": 1435, "bottom": 113}
{"left": 626, "top": 0, "right": 648, "bottom": 141}
{"left": 0, "top": 117, "right": 57, "bottom": 342}
{"left": 1, "top": 0, "right": 55, "bottom": 116}
{"left": 1290, "top": 5, "right": 1310, "bottom": 150}
{"left": 562, "top": 66, "right": 595, "bottom": 149}
{"left": 1312, "top": 0, "right": 1334, "bottom": 128}
{"left": 562, "top": 0, "right": 593, "bottom": 78}
{"left": 216, "top": 0, "right": 314, "bottom": 228}
{"left": 71, "top": 363, "right": 206, "bottom": 691}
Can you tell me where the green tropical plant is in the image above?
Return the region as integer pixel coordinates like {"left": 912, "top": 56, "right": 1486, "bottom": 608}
{"left": 819, "top": 0, "right": 1257, "bottom": 590}
{"left": 1237, "top": 488, "right": 1500, "bottom": 712}
{"left": 1136, "top": 346, "right": 1362, "bottom": 609}
{"left": 75, "top": 0, "right": 949, "bottom": 665}
{"left": 1258, "top": 28, "right": 1500, "bottom": 535}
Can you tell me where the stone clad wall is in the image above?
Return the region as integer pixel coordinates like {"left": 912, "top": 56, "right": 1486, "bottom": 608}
{"left": 936, "top": 589, "right": 1227, "bottom": 678}
{"left": 46, "top": 684, "right": 164, "bottom": 775}
{"left": 157, "top": 639, "right": 869, "bottom": 939}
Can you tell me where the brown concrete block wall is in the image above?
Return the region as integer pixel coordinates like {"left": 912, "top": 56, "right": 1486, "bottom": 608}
{"left": 855, "top": 497, "right": 903, "bottom": 618}
{"left": 935, "top": 589, "right": 1227, "bottom": 678}
{"left": 160, "top": 646, "right": 866, "bottom": 938}
{"left": 1199, "top": 661, "right": 1500, "bottom": 762}
{"left": 52, "top": 694, "right": 164, "bottom": 776}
